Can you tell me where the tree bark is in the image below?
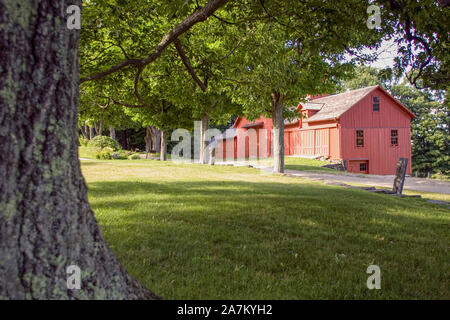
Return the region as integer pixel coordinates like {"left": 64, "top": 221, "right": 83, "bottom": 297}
{"left": 271, "top": 92, "right": 285, "bottom": 173}
{"left": 109, "top": 127, "right": 116, "bottom": 140}
{"left": 160, "top": 131, "right": 168, "bottom": 161}
{"left": 199, "top": 114, "right": 210, "bottom": 164}
{"left": 0, "top": 0, "right": 157, "bottom": 299}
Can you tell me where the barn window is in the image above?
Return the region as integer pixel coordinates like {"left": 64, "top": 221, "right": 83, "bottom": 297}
{"left": 360, "top": 163, "right": 367, "bottom": 171}
{"left": 356, "top": 130, "right": 364, "bottom": 147}
{"left": 391, "top": 129, "right": 398, "bottom": 146}
{"left": 373, "top": 96, "right": 380, "bottom": 111}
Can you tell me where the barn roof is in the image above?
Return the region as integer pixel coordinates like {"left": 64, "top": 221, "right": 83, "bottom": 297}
{"left": 301, "top": 102, "right": 325, "bottom": 110}
{"left": 305, "top": 86, "right": 378, "bottom": 122}
{"left": 242, "top": 121, "right": 264, "bottom": 128}
{"left": 304, "top": 85, "right": 416, "bottom": 122}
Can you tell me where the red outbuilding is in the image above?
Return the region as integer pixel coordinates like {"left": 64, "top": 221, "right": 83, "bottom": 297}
{"left": 215, "top": 85, "right": 416, "bottom": 175}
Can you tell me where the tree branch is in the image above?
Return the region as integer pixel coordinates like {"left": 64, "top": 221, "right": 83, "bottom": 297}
{"left": 134, "top": 66, "right": 148, "bottom": 106}
{"left": 110, "top": 98, "right": 147, "bottom": 108}
{"left": 80, "top": 0, "right": 230, "bottom": 83}
{"left": 404, "top": 16, "right": 433, "bottom": 87}
{"left": 173, "top": 39, "right": 208, "bottom": 92}
{"left": 212, "top": 13, "right": 236, "bottom": 24}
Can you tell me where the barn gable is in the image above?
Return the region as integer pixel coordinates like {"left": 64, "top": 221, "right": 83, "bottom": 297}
{"left": 305, "top": 85, "right": 415, "bottom": 123}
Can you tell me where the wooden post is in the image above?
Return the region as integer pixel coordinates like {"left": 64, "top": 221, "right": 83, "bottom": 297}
{"left": 393, "top": 158, "right": 408, "bottom": 195}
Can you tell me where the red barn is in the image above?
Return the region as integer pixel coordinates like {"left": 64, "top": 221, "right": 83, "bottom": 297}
{"left": 215, "top": 85, "right": 416, "bottom": 175}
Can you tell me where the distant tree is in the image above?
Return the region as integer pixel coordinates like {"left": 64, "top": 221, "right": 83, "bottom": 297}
{"left": 390, "top": 84, "right": 449, "bottom": 176}
{"left": 375, "top": 0, "right": 449, "bottom": 90}
{"left": 339, "top": 66, "right": 394, "bottom": 91}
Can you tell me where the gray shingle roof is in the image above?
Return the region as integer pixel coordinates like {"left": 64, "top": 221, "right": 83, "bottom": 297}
{"left": 302, "top": 102, "right": 325, "bottom": 110}
{"left": 305, "top": 86, "right": 378, "bottom": 122}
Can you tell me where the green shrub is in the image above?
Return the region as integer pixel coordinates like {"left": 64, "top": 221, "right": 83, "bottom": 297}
{"left": 79, "top": 135, "right": 89, "bottom": 147}
{"left": 88, "top": 135, "right": 121, "bottom": 151}
{"left": 96, "top": 147, "right": 114, "bottom": 160}
{"left": 128, "top": 153, "right": 141, "bottom": 160}
{"left": 111, "top": 151, "right": 128, "bottom": 160}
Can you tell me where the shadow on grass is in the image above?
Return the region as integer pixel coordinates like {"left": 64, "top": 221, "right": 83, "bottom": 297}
{"left": 87, "top": 179, "right": 449, "bottom": 299}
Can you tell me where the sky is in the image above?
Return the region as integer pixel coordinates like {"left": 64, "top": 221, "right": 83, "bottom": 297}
{"left": 367, "top": 38, "right": 398, "bottom": 70}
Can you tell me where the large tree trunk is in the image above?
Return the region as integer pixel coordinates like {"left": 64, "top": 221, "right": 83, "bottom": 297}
{"left": 109, "top": 127, "right": 116, "bottom": 140}
{"left": 271, "top": 92, "right": 285, "bottom": 173}
{"left": 199, "top": 114, "right": 210, "bottom": 164}
{"left": 0, "top": 0, "right": 157, "bottom": 299}
{"left": 160, "top": 130, "right": 168, "bottom": 161}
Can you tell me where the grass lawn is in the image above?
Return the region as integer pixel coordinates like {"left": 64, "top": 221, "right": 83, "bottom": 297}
{"left": 79, "top": 146, "right": 98, "bottom": 159}
{"left": 81, "top": 159, "right": 449, "bottom": 299}
{"left": 284, "top": 156, "right": 337, "bottom": 173}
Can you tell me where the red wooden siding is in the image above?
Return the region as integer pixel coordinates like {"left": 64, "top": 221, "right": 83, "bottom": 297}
{"left": 329, "top": 127, "right": 340, "bottom": 160}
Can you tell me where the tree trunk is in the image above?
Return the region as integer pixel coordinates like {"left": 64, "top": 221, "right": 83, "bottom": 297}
{"left": 144, "top": 126, "right": 152, "bottom": 159}
{"left": 94, "top": 122, "right": 98, "bottom": 135}
{"left": 89, "top": 126, "right": 95, "bottom": 140}
{"left": 199, "top": 114, "right": 210, "bottom": 164}
{"left": 80, "top": 125, "right": 89, "bottom": 139}
{"left": 271, "top": 92, "right": 285, "bottom": 173}
{"left": 208, "top": 146, "right": 215, "bottom": 165}
{"left": 109, "top": 127, "right": 116, "bottom": 140}
{"left": 120, "top": 130, "right": 128, "bottom": 150}
{"left": 160, "top": 131, "right": 168, "bottom": 161}
{"left": 152, "top": 127, "right": 161, "bottom": 153}
{"left": 98, "top": 119, "right": 103, "bottom": 136}
{"left": 0, "top": 1, "right": 157, "bottom": 299}
{"left": 94, "top": 120, "right": 103, "bottom": 136}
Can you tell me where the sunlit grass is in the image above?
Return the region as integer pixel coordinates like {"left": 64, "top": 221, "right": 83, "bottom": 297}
{"left": 284, "top": 156, "right": 336, "bottom": 173}
{"left": 78, "top": 146, "right": 98, "bottom": 159}
{"left": 81, "top": 159, "right": 449, "bottom": 299}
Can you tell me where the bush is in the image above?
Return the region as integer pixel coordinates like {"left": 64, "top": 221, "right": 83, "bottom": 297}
{"left": 96, "top": 148, "right": 138, "bottom": 160}
{"left": 128, "top": 153, "right": 141, "bottom": 160}
{"left": 111, "top": 150, "right": 128, "bottom": 160}
{"left": 87, "top": 135, "right": 121, "bottom": 151}
{"left": 79, "top": 135, "right": 89, "bottom": 147}
{"left": 96, "top": 147, "right": 114, "bottom": 160}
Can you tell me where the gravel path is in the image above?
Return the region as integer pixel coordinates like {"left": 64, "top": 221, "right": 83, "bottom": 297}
{"left": 275, "top": 168, "right": 450, "bottom": 194}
